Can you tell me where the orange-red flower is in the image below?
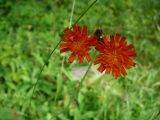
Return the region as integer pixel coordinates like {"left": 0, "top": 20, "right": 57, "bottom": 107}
{"left": 60, "top": 25, "right": 97, "bottom": 63}
{"left": 94, "top": 33, "right": 137, "bottom": 77}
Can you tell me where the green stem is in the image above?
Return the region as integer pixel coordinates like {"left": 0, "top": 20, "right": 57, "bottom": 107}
{"left": 79, "top": 51, "right": 97, "bottom": 88}
{"left": 72, "top": 0, "right": 98, "bottom": 26}
{"left": 79, "top": 62, "right": 93, "bottom": 88}
{"left": 29, "top": 0, "right": 98, "bottom": 103}
{"left": 30, "top": 40, "right": 61, "bottom": 100}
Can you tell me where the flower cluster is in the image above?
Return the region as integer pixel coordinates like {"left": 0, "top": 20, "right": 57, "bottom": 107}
{"left": 60, "top": 25, "right": 137, "bottom": 77}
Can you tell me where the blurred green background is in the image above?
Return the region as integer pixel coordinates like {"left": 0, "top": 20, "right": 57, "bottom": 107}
{"left": 0, "top": 0, "right": 160, "bottom": 120}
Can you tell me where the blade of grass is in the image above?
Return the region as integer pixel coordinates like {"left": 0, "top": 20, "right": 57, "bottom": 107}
{"left": 69, "top": 0, "right": 76, "bottom": 28}
{"left": 151, "top": 110, "right": 160, "bottom": 120}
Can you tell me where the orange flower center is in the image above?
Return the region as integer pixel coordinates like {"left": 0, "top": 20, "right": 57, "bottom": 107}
{"left": 110, "top": 51, "right": 119, "bottom": 65}
{"left": 73, "top": 41, "right": 85, "bottom": 50}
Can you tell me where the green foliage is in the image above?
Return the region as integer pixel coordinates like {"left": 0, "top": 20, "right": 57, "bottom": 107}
{"left": 0, "top": 0, "right": 160, "bottom": 119}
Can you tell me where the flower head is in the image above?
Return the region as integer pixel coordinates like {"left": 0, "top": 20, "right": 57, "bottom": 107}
{"left": 94, "top": 33, "right": 137, "bottom": 77}
{"left": 60, "top": 25, "right": 97, "bottom": 63}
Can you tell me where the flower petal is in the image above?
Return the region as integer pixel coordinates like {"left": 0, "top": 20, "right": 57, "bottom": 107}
{"left": 60, "top": 43, "right": 70, "bottom": 48}
{"left": 120, "top": 66, "right": 127, "bottom": 75}
{"left": 68, "top": 53, "right": 76, "bottom": 63}
{"left": 106, "top": 67, "right": 111, "bottom": 74}
{"left": 78, "top": 54, "right": 84, "bottom": 63}
{"left": 126, "top": 44, "right": 135, "bottom": 49}
{"left": 73, "top": 25, "right": 81, "bottom": 33}
{"left": 98, "top": 65, "right": 106, "bottom": 73}
{"left": 64, "top": 28, "right": 70, "bottom": 34}
{"left": 85, "top": 53, "right": 92, "bottom": 62}
{"left": 81, "top": 25, "right": 88, "bottom": 36}
{"left": 60, "top": 48, "right": 70, "bottom": 53}
{"left": 115, "top": 33, "right": 120, "bottom": 42}
{"left": 103, "top": 35, "right": 109, "bottom": 45}
{"left": 119, "top": 36, "right": 126, "bottom": 46}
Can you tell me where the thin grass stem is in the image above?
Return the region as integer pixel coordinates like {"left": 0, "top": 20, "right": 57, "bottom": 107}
{"left": 79, "top": 50, "right": 97, "bottom": 89}
{"left": 72, "top": 0, "right": 98, "bottom": 26}
{"left": 79, "top": 62, "right": 93, "bottom": 88}
{"left": 29, "top": 0, "right": 98, "bottom": 105}
{"left": 69, "top": 0, "right": 76, "bottom": 28}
